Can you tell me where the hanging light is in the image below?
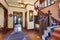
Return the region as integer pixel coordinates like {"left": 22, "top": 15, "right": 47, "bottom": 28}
{"left": 21, "top": 4, "right": 24, "bottom": 7}
{"left": 18, "top": 0, "right": 27, "bottom": 8}
{"left": 18, "top": 0, "right": 22, "bottom": 3}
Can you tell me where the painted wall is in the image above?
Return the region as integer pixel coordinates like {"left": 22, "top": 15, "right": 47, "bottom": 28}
{"left": 0, "top": 7, "right": 4, "bottom": 28}
{"left": 8, "top": 7, "right": 26, "bottom": 28}
{"left": 41, "top": 0, "right": 60, "bottom": 21}
{"left": 8, "top": 6, "right": 37, "bottom": 29}
{"left": 26, "top": 5, "right": 37, "bottom": 29}
{"left": 0, "top": 0, "right": 38, "bottom": 29}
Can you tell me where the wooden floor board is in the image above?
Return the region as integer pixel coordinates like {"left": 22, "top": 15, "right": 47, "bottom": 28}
{"left": 0, "top": 29, "right": 42, "bottom": 40}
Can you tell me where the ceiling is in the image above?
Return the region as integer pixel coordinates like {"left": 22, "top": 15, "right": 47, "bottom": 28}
{"left": 5, "top": 0, "right": 37, "bottom": 8}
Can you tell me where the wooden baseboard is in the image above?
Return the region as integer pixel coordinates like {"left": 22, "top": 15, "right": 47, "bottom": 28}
{"left": 26, "top": 29, "right": 35, "bottom": 31}
{"left": 7, "top": 28, "right": 14, "bottom": 30}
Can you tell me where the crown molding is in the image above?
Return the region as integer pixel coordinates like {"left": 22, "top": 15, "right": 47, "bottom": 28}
{"left": 4, "top": 0, "right": 34, "bottom": 9}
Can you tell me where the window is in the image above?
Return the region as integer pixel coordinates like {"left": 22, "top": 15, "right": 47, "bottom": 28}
{"left": 14, "top": 16, "right": 17, "bottom": 23}
{"left": 45, "top": 0, "right": 47, "bottom": 7}
{"left": 39, "top": 4, "right": 42, "bottom": 9}
{"left": 48, "top": 0, "right": 55, "bottom": 6}
{"left": 42, "top": 2, "right": 45, "bottom": 8}
{"left": 39, "top": 0, "right": 55, "bottom": 9}
{"left": 51, "top": 0, "right": 55, "bottom": 4}
{"left": 48, "top": 0, "right": 51, "bottom": 5}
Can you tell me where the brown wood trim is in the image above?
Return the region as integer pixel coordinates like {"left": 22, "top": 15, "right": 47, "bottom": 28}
{"left": 34, "top": 0, "right": 40, "bottom": 10}
{"left": 0, "top": 3, "right": 8, "bottom": 33}
{"left": 34, "top": 0, "right": 38, "bottom": 5}
{"left": 4, "top": 0, "right": 34, "bottom": 9}
{"left": 25, "top": 11, "right": 27, "bottom": 29}
{"left": 26, "top": 29, "right": 35, "bottom": 31}
{"left": 13, "top": 12, "right": 23, "bottom": 29}
{"left": 7, "top": 28, "right": 14, "bottom": 31}
{"left": 51, "top": 16, "right": 60, "bottom": 25}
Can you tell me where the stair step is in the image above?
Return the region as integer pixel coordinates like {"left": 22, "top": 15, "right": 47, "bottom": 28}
{"left": 53, "top": 27, "right": 60, "bottom": 34}
{"left": 47, "top": 26, "right": 58, "bottom": 32}
{"left": 51, "top": 33, "right": 60, "bottom": 40}
{"left": 47, "top": 27, "right": 51, "bottom": 31}
{"left": 50, "top": 39, "right": 56, "bottom": 40}
{"left": 44, "top": 30, "right": 49, "bottom": 33}
{"left": 42, "top": 35, "right": 48, "bottom": 40}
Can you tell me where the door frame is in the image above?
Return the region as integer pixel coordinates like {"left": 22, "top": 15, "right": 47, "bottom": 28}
{"left": 0, "top": 3, "right": 8, "bottom": 32}
{"left": 25, "top": 11, "right": 27, "bottom": 29}
{"left": 13, "top": 12, "right": 23, "bottom": 28}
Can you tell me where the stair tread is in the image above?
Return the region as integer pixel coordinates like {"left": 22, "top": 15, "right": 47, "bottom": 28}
{"left": 51, "top": 33, "right": 60, "bottom": 38}
{"left": 54, "top": 28, "right": 60, "bottom": 34}
{"left": 50, "top": 39, "right": 56, "bottom": 40}
{"left": 54, "top": 27, "right": 60, "bottom": 30}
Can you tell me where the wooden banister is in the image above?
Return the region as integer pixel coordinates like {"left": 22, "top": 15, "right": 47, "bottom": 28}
{"left": 38, "top": 10, "right": 51, "bottom": 38}
{"left": 51, "top": 16, "right": 60, "bottom": 25}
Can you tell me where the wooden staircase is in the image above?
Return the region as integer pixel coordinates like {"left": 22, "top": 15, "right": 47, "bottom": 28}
{"left": 50, "top": 27, "right": 60, "bottom": 40}
{"left": 34, "top": 0, "right": 60, "bottom": 40}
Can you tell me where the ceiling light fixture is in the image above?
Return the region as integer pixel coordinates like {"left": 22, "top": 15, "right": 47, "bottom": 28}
{"left": 18, "top": 0, "right": 27, "bottom": 8}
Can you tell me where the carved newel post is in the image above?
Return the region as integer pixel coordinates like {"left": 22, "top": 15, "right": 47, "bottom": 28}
{"left": 48, "top": 10, "right": 52, "bottom": 27}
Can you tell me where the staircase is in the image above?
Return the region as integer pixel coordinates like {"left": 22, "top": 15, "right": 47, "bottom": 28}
{"left": 50, "top": 27, "right": 60, "bottom": 40}
{"left": 42, "top": 23, "right": 59, "bottom": 40}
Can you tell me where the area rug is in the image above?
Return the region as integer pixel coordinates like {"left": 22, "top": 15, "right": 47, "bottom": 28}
{"left": 4, "top": 32, "right": 31, "bottom": 40}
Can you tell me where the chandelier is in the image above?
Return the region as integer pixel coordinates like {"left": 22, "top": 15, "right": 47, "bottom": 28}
{"left": 18, "top": 0, "right": 27, "bottom": 8}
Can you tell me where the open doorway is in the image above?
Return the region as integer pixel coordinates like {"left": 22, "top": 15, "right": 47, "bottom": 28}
{"left": 13, "top": 12, "right": 23, "bottom": 28}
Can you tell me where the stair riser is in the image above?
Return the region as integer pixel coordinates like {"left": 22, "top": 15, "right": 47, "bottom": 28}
{"left": 51, "top": 34, "right": 60, "bottom": 40}
{"left": 54, "top": 30, "right": 60, "bottom": 34}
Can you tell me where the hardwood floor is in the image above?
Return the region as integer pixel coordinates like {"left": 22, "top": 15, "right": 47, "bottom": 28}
{"left": 0, "top": 29, "right": 42, "bottom": 40}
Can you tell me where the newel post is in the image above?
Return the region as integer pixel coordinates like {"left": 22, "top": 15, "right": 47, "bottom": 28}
{"left": 48, "top": 10, "right": 52, "bottom": 27}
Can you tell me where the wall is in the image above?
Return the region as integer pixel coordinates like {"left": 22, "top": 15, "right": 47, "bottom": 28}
{"left": 8, "top": 5, "right": 37, "bottom": 29}
{"left": 0, "top": 0, "right": 8, "bottom": 28}
{"left": 8, "top": 7, "right": 26, "bottom": 28}
{"left": 0, "top": 7, "right": 4, "bottom": 28}
{"left": 26, "top": 5, "right": 37, "bottom": 29}
{"left": 41, "top": 0, "right": 60, "bottom": 21}
{"left": 0, "top": 0, "right": 38, "bottom": 29}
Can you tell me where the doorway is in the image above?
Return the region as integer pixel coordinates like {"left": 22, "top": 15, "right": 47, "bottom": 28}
{"left": 13, "top": 12, "right": 23, "bottom": 28}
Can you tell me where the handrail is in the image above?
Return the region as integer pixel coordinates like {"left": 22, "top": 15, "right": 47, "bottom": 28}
{"left": 51, "top": 16, "right": 60, "bottom": 25}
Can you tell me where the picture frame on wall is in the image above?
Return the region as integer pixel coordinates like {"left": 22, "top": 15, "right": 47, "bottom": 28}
{"left": 29, "top": 10, "right": 33, "bottom": 22}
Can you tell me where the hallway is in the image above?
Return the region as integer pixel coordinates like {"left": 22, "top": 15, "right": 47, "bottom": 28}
{"left": 0, "top": 0, "right": 60, "bottom": 40}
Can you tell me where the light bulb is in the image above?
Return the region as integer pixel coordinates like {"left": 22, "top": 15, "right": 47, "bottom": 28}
{"left": 18, "top": 0, "right": 21, "bottom": 3}
{"left": 21, "top": 5, "right": 24, "bottom": 7}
